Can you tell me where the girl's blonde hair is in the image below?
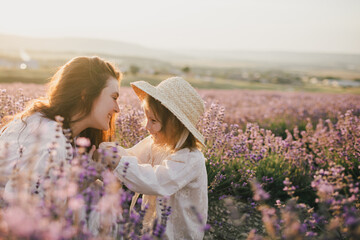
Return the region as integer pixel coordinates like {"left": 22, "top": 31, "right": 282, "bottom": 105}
{"left": 143, "top": 95, "right": 201, "bottom": 151}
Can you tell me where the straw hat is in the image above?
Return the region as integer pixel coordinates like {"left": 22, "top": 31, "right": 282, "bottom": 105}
{"left": 130, "top": 77, "right": 205, "bottom": 146}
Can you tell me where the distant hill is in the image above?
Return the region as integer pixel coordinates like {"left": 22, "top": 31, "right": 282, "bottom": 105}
{"left": 176, "top": 49, "right": 360, "bottom": 70}
{"left": 1, "top": 34, "right": 360, "bottom": 72}
{"left": 0, "top": 34, "right": 187, "bottom": 61}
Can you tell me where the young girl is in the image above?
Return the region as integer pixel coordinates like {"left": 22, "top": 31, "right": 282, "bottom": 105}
{"left": 0, "top": 56, "right": 121, "bottom": 197}
{"left": 101, "top": 77, "right": 208, "bottom": 239}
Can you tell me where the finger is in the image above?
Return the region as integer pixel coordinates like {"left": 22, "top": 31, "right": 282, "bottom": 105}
{"left": 88, "top": 145, "right": 97, "bottom": 160}
{"left": 99, "top": 142, "right": 115, "bottom": 149}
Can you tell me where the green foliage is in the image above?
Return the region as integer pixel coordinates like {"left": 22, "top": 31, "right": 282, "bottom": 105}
{"left": 255, "top": 155, "right": 289, "bottom": 201}
{"left": 181, "top": 66, "right": 190, "bottom": 74}
{"left": 0, "top": 68, "right": 54, "bottom": 84}
{"left": 1, "top": 67, "right": 360, "bottom": 93}
{"left": 206, "top": 153, "right": 317, "bottom": 206}
{"left": 260, "top": 119, "right": 307, "bottom": 139}
{"left": 206, "top": 155, "right": 252, "bottom": 201}
{"left": 267, "top": 121, "right": 289, "bottom": 139}
{"left": 129, "top": 65, "right": 140, "bottom": 75}
{"left": 255, "top": 154, "right": 316, "bottom": 206}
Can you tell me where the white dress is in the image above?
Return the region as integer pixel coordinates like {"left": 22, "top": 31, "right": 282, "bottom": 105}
{"left": 0, "top": 112, "right": 73, "bottom": 197}
{"left": 105, "top": 136, "right": 208, "bottom": 240}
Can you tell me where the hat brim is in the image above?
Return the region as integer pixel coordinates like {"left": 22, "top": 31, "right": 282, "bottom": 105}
{"left": 130, "top": 81, "right": 205, "bottom": 146}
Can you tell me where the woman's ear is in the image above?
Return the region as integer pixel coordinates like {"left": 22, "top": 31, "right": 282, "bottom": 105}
{"left": 81, "top": 89, "right": 87, "bottom": 102}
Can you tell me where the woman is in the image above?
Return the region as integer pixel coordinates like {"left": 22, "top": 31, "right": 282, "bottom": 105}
{"left": 101, "top": 77, "right": 208, "bottom": 239}
{"left": 0, "top": 56, "right": 121, "bottom": 197}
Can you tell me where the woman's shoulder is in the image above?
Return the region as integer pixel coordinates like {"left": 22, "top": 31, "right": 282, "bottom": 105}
{"left": 9, "top": 112, "right": 54, "bottom": 126}
{"left": 25, "top": 112, "right": 61, "bottom": 134}
{"left": 1, "top": 112, "right": 45, "bottom": 136}
{"left": 4, "top": 112, "right": 66, "bottom": 142}
{"left": 0, "top": 112, "right": 70, "bottom": 158}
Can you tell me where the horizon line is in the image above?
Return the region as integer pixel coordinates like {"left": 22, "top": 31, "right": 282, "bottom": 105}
{"left": 1, "top": 32, "right": 360, "bottom": 56}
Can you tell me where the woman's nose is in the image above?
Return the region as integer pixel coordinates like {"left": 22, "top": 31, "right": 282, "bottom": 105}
{"left": 114, "top": 102, "right": 120, "bottom": 113}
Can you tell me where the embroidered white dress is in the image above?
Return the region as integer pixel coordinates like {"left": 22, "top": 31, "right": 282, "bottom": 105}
{"left": 0, "top": 112, "right": 72, "bottom": 197}
{"left": 106, "top": 136, "right": 208, "bottom": 240}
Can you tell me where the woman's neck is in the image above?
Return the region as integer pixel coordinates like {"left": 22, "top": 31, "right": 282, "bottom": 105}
{"left": 70, "top": 114, "right": 89, "bottom": 137}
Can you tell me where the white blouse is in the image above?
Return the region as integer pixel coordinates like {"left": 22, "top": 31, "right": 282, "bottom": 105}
{"left": 0, "top": 113, "right": 118, "bottom": 237}
{"left": 0, "top": 112, "right": 72, "bottom": 197}
{"left": 105, "top": 136, "right": 208, "bottom": 240}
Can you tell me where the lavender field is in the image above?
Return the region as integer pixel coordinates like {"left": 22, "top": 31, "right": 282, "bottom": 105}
{"left": 1, "top": 83, "right": 360, "bottom": 239}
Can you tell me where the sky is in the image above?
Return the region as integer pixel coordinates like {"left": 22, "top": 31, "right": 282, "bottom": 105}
{"left": 0, "top": 0, "right": 359, "bottom": 54}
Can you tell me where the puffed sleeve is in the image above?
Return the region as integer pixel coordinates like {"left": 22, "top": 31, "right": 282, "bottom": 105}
{"left": 126, "top": 136, "right": 152, "bottom": 164}
{"left": 113, "top": 149, "right": 205, "bottom": 196}
{"left": 99, "top": 136, "right": 152, "bottom": 164}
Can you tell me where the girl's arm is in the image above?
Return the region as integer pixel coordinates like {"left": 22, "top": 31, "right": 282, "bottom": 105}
{"left": 112, "top": 150, "right": 205, "bottom": 196}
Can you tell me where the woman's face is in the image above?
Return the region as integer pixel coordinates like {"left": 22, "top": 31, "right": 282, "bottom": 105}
{"left": 144, "top": 107, "right": 166, "bottom": 144}
{"left": 89, "top": 77, "right": 120, "bottom": 130}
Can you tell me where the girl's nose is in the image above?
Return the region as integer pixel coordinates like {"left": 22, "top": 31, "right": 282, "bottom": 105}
{"left": 145, "top": 121, "right": 151, "bottom": 132}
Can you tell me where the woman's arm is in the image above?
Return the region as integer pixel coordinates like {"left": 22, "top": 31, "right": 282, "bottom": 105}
{"left": 98, "top": 136, "right": 152, "bottom": 167}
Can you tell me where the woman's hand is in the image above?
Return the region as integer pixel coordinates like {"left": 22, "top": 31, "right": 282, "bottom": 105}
{"left": 76, "top": 159, "right": 106, "bottom": 192}
{"left": 98, "top": 147, "right": 122, "bottom": 171}
{"left": 98, "top": 142, "right": 129, "bottom": 170}
{"left": 99, "top": 142, "right": 128, "bottom": 156}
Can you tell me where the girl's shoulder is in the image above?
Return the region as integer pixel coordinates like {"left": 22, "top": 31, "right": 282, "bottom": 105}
{"left": 171, "top": 147, "right": 205, "bottom": 162}
{"left": 127, "top": 135, "right": 153, "bottom": 152}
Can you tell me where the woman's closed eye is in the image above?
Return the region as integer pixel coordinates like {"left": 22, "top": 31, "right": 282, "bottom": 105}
{"left": 111, "top": 93, "right": 119, "bottom": 101}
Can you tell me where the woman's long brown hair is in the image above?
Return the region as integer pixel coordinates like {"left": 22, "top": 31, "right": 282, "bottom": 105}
{"left": 20, "top": 56, "right": 122, "bottom": 147}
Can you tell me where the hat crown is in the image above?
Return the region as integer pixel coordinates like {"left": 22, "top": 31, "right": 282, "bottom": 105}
{"left": 156, "top": 77, "right": 204, "bottom": 126}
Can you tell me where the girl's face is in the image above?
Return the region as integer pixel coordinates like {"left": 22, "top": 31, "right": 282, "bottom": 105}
{"left": 144, "top": 107, "right": 166, "bottom": 144}
{"left": 88, "top": 77, "right": 120, "bottom": 130}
